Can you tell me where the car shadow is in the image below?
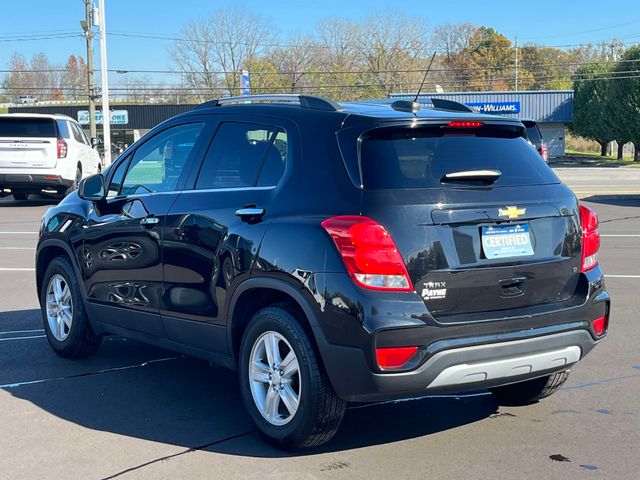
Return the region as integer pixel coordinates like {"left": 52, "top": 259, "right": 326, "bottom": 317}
{"left": 581, "top": 195, "right": 640, "bottom": 207}
{"left": 0, "top": 194, "right": 60, "bottom": 207}
{"left": 2, "top": 308, "right": 498, "bottom": 457}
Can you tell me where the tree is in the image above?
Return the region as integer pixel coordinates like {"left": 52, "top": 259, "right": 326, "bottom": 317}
{"left": 170, "top": 6, "right": 276, "bottom": 98}
{"left": 571, "top": 62, "right": 615, "bottom": 156}
{"left": 62, "top": 55, "right": 87, "bottom": 100}
{"left": 611, "top": 46, "right": 640, "bottom": 161}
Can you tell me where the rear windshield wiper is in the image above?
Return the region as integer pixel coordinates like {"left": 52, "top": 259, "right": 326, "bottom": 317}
{"left": 441, "top": 169, "right": 502, "bottom": 184}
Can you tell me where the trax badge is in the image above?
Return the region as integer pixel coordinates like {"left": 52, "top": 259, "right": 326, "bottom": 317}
{"left": 498, "top": 206, "right": 526, "bottom": 219}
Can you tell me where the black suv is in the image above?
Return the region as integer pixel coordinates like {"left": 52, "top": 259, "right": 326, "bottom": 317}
{"left": 36, "top": 95, "right": 609, "bottom": 450}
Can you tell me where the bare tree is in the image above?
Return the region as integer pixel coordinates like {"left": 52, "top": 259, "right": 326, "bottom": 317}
{"left": 170, "top": 6, "right": 276, "bottom": 98}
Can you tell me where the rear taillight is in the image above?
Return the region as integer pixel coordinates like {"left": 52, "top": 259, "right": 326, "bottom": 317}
{"left": 580, "top": 205, "right": 600, "bottom": 272}
{"left": 57, "top": 138, "right": 67, "bottom": 159}
{"left": 540, "top": 142, "right": 548, "bottom": 161}
{"left": 376, "top": 346, "right": 418, "bottom": 369}
{"left": 448, "top": 121, "right": 484, "bottom": 128}
{"left": 321, "top": 216, "right": 413, "bottom": 291}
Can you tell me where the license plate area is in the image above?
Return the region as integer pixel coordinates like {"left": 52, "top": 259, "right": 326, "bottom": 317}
{"left": 481, "top": 224, "right": 534, "bottom": 259}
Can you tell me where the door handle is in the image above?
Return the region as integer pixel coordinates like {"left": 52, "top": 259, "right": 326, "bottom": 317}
{"left": 235, "top": 207, "right": 265, "bottom": 221}
{"left": 140, "top": 216, "right": 159, "bottom": 226}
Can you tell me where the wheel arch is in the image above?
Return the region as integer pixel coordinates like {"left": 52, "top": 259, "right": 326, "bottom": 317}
{"left": 36, "top": 239, "right": 84, "bottom": 302}
{"left": 227, "top": 277, "right": 322, "bottom": 368}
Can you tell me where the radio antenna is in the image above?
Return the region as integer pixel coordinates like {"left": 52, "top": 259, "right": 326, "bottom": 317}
{"left": 413, "top": 51, "right": 437, "bottom": 103}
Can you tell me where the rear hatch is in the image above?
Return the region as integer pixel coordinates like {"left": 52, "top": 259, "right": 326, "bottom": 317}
{"left": 356, "top": 120, "right": 582, "bottom": 323}
{"left": 0, "top": 117, "right": 58, "bottom": 169}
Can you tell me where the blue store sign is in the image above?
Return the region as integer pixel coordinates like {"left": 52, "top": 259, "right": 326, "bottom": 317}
{"left": 466, "top": 101, "right": 521, "bottom": 114}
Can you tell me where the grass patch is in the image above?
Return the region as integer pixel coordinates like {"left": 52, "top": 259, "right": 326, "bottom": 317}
{"left": 564, "top": 150, "right": 635, "bottom": 163}
{"left": 0, "top": 107, "right": 7, "bottom": 114}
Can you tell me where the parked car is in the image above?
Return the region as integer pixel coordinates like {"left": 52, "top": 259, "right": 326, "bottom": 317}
{"left": 0, "top": 113, "right": 102, "bottom": 200}
{"left": 18, "top": 95, "right": 37, "bottom": 105}
{"left": 35, "top": 95, "right": 609, "bottom": 450}
{"left": 522, "top": 119, "right": 548, "bottom": 162}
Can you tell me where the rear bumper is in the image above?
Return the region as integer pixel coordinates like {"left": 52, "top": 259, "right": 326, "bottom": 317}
{"left": 0, "top": 173, "right": 73, "bottom": 192}
{"left": 316, "top": 327, "right": 598, "bottom": 402}
{"left": 313, "top": 267, "right": 609, "bottom": 402}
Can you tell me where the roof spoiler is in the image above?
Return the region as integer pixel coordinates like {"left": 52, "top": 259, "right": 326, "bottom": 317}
{"left": 390, "top": 98, "right": 474, "bottom": 114}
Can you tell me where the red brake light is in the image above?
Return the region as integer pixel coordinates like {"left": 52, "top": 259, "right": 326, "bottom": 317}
{"left": 57, "top": 138, "right": 67, "bottom": 159}
{"left": 448, "top": 121, "right": 484, "bottom": 128}
{"left": 592, "top": 315, "right": 607, "bottom": 336}
{"left": 579, "top": 205, "right": 600, "bottom": 272}
{"left": 541, "top": 142, "right": 548, "bottom": 161}
{"left": 376, "top": 346, "right": 418, "bottom": 369}
{"left": 321, "top": 216, "right": 413, "bottom": 291}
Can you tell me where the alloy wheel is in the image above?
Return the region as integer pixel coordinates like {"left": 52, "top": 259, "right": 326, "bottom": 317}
{"left": 46, "top": 274, "right": 73, "bottom": 341}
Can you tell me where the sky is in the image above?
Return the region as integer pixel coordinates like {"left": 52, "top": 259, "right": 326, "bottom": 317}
{"left": 2, "top": 0, "right": 640, "bottom": 84}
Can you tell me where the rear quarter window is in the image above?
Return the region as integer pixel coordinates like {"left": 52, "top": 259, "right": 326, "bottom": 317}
{"left": 360, "top": 124, "right": 558, "bottom": 189}
{"left": 0, "top": 117, "right": 56, "bottom": 138}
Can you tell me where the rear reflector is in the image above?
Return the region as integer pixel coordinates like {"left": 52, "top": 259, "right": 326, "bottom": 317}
{"left": 376, "top": 346, "right": 418, "bottom": 369}
{"left": 592, "top": 316, "right": 607, "bottom": 336}
{"left": 44, "top": 175, "right": 60, "bottom": 180}
{"left": 579, "top": 205, "right": 600, "bottom": 272}
{"left": 541, "top": 142, "right": 549, "bottom": 162}
{"left": 322, "top": 216, "right": 413, "bottom": 291}
{"left": 448, "top": 121, "right": 484, "bottom": 128}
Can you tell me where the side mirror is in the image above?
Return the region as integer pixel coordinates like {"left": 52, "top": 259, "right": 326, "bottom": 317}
{"left": 78, "top": 174, "right": 106, "bottom": 202}
{"left": 91, "top": 137, "right": 100, "bottom": 148}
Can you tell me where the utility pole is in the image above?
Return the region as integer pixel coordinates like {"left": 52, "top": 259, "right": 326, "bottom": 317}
{"left": 98, "top": 0, "right": 111, "bottom": 165}
{"left": 514, "top": 36, "right": 519, "bottom": 91}
{"left": 81, "top": 0, "right": 96, "bottom": 143}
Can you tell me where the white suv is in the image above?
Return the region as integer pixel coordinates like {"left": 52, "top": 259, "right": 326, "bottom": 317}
{"left": 0, "top": 113, "right": 102, "bottom": 200}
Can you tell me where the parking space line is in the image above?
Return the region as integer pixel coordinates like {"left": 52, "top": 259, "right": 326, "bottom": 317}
{"left": 0, "top": 335, "right": 46, "bottom": 342}
{"left": 0, "top": 268, "right": 35, "bottom": 271}
{"left": 0, "top": 247, "right": 36, "bottom": 250}
{"left": 0, "top": 232, "right": 38, "bottom": 234}
{"left": 0, "top": 329, "right": 44, "bottom": 335}
{"left": 605, "top": 275, "right": 640, "bottom": 278}
{"left": 601, "top": 235, "right": 640, "bottom": 237}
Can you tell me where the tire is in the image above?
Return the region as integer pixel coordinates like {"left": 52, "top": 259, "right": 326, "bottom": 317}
{"left": 40, "top": 256, "right": 102, "bottom": 358}
{"left": 64, "top": 165, "right": 82, "bottom": 197}
{"left": 239, "top": 306, "right": 346, "bottom": 450}
{"left": 490, "top": 370, "right": 570, "bottom": 406}
{"left": 13, "top": 193, "right": 28, "bottom": 201}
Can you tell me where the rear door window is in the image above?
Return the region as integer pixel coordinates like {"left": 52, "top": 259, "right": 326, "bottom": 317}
{"left": 195, "top": 122, "right": 286, "bottom": 189}
{"left": 70, "top": 122, "right": 87, "bottom": 144}
{"left": 360, "top": 124, "right": 558, "bottom": 189}
{"left": 523, "top": 122, "right": 543, "bottom": 144}
{"left": 0, "top": 117, "right": 56, "bottom": 137}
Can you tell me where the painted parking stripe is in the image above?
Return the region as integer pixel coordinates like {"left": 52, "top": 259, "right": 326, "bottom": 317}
{"left": 605, "top": 275, "right": 640, "bottom": 278}
{"left": 0, "top": 232, "right": 38, "bottom": 234}
{"left": 0, "top": 268, "right": 35, "bottom": 271}
{"left": 0, "top": 335, "right": 46, "bottom": 342}
{"left": 0, "top": 329, "right": 44, "bottom": 335}
{"left": 0, "top": 247, "right": 36, "bottom": 250}
{"left": 600, "top": 235, "right": 640, "bottom": 237}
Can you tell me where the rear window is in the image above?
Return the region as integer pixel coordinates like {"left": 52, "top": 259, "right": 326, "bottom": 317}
{"left": 0, "top": 117, "right": 56, "bottom": 138}
{"left": 523, "top": 122, "right": 543, "bottom": 144}
{"left": 360, "top": 125, "right": 558, "bottom": 189}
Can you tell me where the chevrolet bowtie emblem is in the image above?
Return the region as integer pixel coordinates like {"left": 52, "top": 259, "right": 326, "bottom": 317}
{"left": 498, "top": 206, "right": 526, "bottom": 219}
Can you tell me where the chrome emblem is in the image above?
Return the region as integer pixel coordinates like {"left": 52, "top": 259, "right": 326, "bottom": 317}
{"left": 498, "top": 206, "right": 526, "bottom": 219}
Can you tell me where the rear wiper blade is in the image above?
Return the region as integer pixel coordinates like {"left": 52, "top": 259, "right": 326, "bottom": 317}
{"left": 441, "top": 169, "right": 502, "bottom": 184}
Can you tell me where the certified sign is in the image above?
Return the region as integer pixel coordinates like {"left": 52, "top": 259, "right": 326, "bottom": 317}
{"left": 466, "top": 101, "right": 521, "bottom": 114}
{"left": 78, "top": 110, "right": 129, "bottom": 125}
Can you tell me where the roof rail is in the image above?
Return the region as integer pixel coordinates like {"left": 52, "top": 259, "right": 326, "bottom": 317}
{"left": 197, "top": 94, "right": 343, "bottom": 112}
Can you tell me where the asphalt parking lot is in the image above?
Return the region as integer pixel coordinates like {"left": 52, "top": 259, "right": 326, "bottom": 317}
{"left": 0, "top": 168, "right": 638, "bottom": 479}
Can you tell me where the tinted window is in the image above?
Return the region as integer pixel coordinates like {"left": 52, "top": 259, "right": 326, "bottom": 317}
{"left": 196, "top": 123, "right": 285, "bottom": 189}
{"left": 0, "top": 117, "right": 56, "bottom": 137}
{"left": 121, "top": 123, "right": 204, "bottom": 195}
{"left": 70, "top": 122, "right": 86, "bottom": 144}
{"left": 523, "top": 122, "right": 543, "bottom": 144}
{"left": 107, "top": 155, "right": 130, "bottom": 197}
{"left": 57, "top": 120, "right": 71, "bottom": 139}
{"left": 360, "top": 125, "right": 558, "bottom": 189}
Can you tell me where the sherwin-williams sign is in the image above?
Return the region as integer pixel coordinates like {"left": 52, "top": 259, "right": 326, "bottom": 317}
{"left": 466, "top": 102, "right": 521, "bottom": 114}
{"left": 78, "top": 110, "right": 129, "bottom": 125}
